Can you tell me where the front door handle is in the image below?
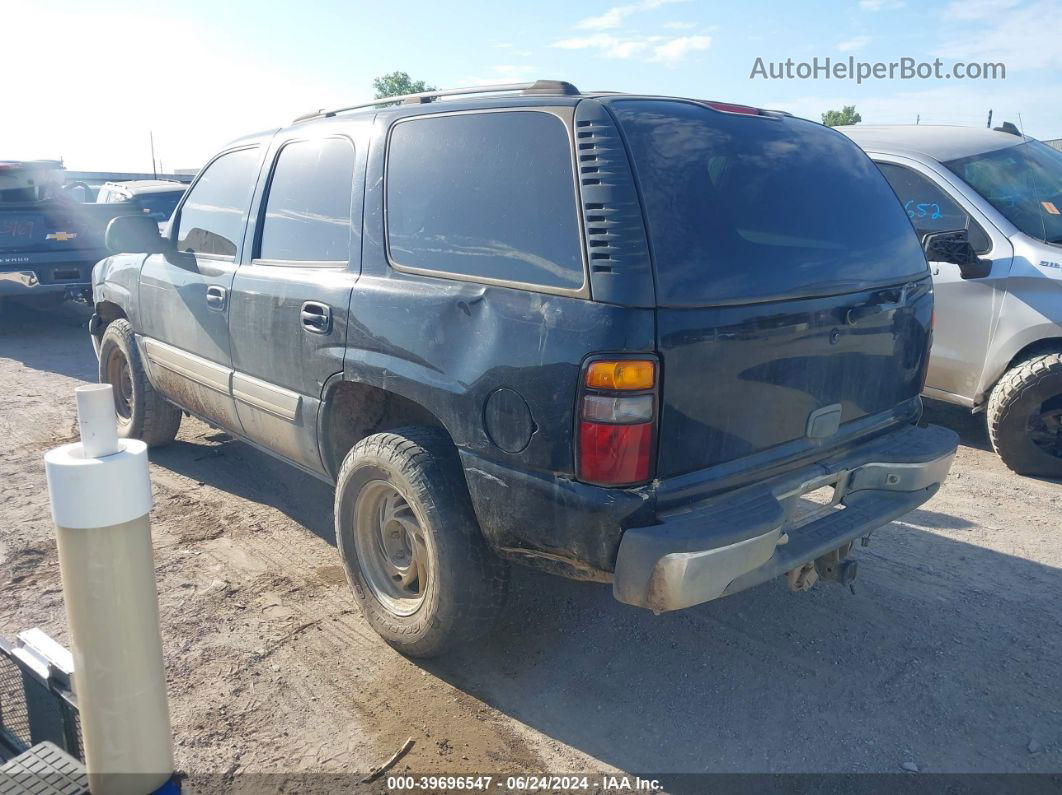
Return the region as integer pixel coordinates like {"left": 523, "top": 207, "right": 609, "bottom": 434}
{"left": 300, "top": 301, "right": 332, "bottom": 334}
{"left": 205, "top": 285, "right": 227, "bottom": 310}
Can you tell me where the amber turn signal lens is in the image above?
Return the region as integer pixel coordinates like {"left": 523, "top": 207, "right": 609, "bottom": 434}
{"left": 585, "top": 360, "right": 655, "bottom": 391}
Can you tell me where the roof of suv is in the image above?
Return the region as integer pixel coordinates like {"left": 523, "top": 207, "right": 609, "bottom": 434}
{"left": 225, "top": 81, "right": 794, "bottom": 153}
{"left": 217, "top": 80, "right": 829, "bottom": 163}
{"left": 837, "top": 124, "right": 1025, "bottom": 162}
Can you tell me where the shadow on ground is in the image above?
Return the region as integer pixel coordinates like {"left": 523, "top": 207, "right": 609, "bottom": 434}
{"left": 156, "top": 425, "right": 1062, "bottom": 774}
{"left": 922, "top": 399, "right": 991, "bottom": 453}
{"left": 0, "top": 301, "right": 97, "bottom": 381}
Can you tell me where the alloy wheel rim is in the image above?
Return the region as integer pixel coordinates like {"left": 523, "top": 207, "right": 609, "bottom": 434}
{"left": 352, "top": 480, "right": 430, "bottom": 616}
{"left": 1028, "top": 396, "right": 1062, "bottom": 458}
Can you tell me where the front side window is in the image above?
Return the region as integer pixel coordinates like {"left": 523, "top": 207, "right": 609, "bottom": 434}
{"left": 944, "top": 140, "right": 1062, "bottom": 246}
{"left": 877, "top": 163, "right": 991, "bottom": 254}
{"left": 258, "top": 137, "right": 355, "bottom": 262}
{"left": 176, "top": 148, "right": 260, "bottom": 258}
{"left": 386, "top": 111, "right": 584, "bottom": 290}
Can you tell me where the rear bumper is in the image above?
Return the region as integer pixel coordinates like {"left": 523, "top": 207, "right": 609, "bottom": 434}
{"left": 613, "top": 422, "right": 958, "bottom": 612}
{"left": 0, "top": 261, "right": 95, "bottom": 297}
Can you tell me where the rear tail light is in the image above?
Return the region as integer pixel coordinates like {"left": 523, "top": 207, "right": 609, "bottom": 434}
{"left": 577, "top": 358, "right": 657, "bottom": 486}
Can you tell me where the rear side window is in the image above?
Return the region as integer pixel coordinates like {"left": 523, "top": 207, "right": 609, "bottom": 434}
{"left": 176, "top": 147, "right": 260, "bottom": 258}
{"left": 612, "top": 100, "right": 927, "bottom": 305}
{"left": 876, "top": 163, "right": 991, "bottom": 254}
{"left": 258, "top": 137, "right": 355, "bottom": 263}
{"left": 386, "top": 111, "right": 584, "bottom": 290}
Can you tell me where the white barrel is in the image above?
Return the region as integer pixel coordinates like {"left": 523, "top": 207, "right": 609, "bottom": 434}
{"left": 43, "top": 385, "right": 173, "bottom": 795}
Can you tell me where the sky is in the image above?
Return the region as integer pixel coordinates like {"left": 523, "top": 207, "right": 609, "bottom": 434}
{"left": 4, "top": 0, "right": 1060, "bottom": 172}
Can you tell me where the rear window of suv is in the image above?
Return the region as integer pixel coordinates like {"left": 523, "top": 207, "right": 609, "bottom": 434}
{"left": 611, "top": 100, "right": 927, "bottom": 306}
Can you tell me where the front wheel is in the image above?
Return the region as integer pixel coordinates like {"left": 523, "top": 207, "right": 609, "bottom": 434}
{"left": 987, "top": 353, "right": 1062, "bottom": 478}
{"left": 98, "top": 318, "right": 182, "bottom": 447}
{"left": 334, "top": 427, "right": 509, "bottom": 657}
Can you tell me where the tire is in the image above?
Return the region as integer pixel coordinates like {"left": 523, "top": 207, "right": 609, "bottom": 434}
{"left": 98, "top": 318, "right": 182, "bottom": 447}
{"left": 987, "top": 353, "right": 1062, "bottom": 478}
{"left": 334, "top": 427, "right": 509, "bottom": 657}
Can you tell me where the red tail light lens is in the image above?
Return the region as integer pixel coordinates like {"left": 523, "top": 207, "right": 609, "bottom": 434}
{"left": 578, "top": 421, "right": 653, "bottom": 484}
{"left": 576, "top": 357, "right": 657, "bottom": 486}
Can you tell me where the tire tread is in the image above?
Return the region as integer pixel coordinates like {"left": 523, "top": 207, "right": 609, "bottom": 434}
{"left": 334, "top": 426, "right": 508, "bottom": 657}
{"left": 986, "top": 352, "right": 1062, "bottom": 476}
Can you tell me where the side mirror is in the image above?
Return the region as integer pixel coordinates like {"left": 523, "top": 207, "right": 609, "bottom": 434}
{"left": 922, "top": 229, "right": 992, "bottom": 280}
{"left": 105, "top": 214, "right": 170, "bottom": 255}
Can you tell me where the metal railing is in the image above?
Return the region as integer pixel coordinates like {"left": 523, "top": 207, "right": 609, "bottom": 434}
{"left": 0, "top": 634, "right": 81, "bottom": 763}
{"left": 293, "top": 79, "right": 581, "bottom": 123}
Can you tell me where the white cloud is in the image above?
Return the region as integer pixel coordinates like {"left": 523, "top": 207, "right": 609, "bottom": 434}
{"left": 574, "top": 0, "right": 684, "bottom": 30}
{"left": 461, "top": 64, "right": 540, "bottom": 86}
{"left": 858, "top": 0, "right": 904, "bottom": 10}
{"left": 936, "top": 0, "right": 1062, "bottom": 70}
{"left": 552, "top": 33, "right": 659, "bottom": 59}
{"left": 837, "top": 35, "right": 871, "bottom": 52}
{"left": 552, "top": 32, "right": 708, "bottom": 64}
{"left": 944, "top": 0, "right": 1020, "bottom": 19}
{"left": 648, "top": 35, "right": 712, "bottom": 65}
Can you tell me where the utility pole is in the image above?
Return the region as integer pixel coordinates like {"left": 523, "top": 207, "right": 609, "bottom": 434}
{"left": 149, "top": 131, "right": 158, "bottom": 179}
{"left": 987, "top": 110, "right": 993, "bottom": 129}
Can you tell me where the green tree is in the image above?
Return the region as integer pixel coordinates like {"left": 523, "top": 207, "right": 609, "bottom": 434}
{"left": 821, "top": 105, "right": 862, "bottom": 127}
{"left": 372, "top": 71, "right": 435, "bottom": 100}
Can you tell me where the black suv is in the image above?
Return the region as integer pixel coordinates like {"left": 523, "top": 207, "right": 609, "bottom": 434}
{"left": 91, "top": 80, "right": 958, "bottom": 656}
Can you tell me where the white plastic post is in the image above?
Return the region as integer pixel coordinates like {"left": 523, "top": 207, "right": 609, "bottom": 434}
{"left": 43, "top": 384, "right": 173, "bottom": 795}
{"left": 75, "top": 384, "right": 120, "bottom": 458}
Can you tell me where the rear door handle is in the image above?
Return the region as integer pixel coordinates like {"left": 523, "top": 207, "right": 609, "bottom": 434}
{"left": 300, "top": 301, "right": 332, "bottom": 334}
{"left": 205, "top": 285, "right": 227, "bottom": 310}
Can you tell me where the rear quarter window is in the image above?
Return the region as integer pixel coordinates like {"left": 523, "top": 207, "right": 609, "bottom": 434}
{"left": 385, "top": 110, "right": 585, "bottom": 291}
{"left": 611, "top": 100, "right": 928, "bottom": 305}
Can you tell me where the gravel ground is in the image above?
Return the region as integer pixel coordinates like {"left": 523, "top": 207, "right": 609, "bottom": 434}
{"left": 1, "top": 301, "right": 1060, "bottom": 783}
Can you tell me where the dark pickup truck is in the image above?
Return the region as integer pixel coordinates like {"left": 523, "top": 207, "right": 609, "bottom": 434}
{"left": 1, "top": 161, "right": 136, "bottom": 306}
{"left": 91, "top": 81, "right": 959, "bottom": 657}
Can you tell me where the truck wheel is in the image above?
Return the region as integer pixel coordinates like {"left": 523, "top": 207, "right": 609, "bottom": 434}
{"left": 987, "top": 353, "right": 1062, "bottom": 478}
{"left": 334, "top": 427, "right": 509, "bottom": 657}
{"left": 98, "top": 319, "right": 182, "bottom": 447}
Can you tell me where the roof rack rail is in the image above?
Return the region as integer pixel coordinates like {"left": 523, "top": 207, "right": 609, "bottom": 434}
{"left": 293, "top": 80, "right": 580, "bottom": 123}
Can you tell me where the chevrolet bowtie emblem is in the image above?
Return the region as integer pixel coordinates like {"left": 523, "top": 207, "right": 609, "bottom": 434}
{"left": 46, "top": 231, "right": 78, "bottom": 241}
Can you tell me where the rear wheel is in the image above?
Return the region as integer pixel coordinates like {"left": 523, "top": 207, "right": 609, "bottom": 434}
{"left": 334, "top": 427, "right": 509, "bottom": 657}
{"left": 987, "top": 353, "right": 1062, "bottom": 478}
{"left": 98, "top": 318, "right": 182, "bottom": 446}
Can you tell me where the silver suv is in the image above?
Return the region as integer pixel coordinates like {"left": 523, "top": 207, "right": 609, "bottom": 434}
{"left": 842, "top": 125, "right": 1062, "bottom": 478}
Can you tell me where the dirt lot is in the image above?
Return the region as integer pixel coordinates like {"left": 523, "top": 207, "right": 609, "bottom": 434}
{"left": 1, "top": 301, "right": 1060, "bottom": 781}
